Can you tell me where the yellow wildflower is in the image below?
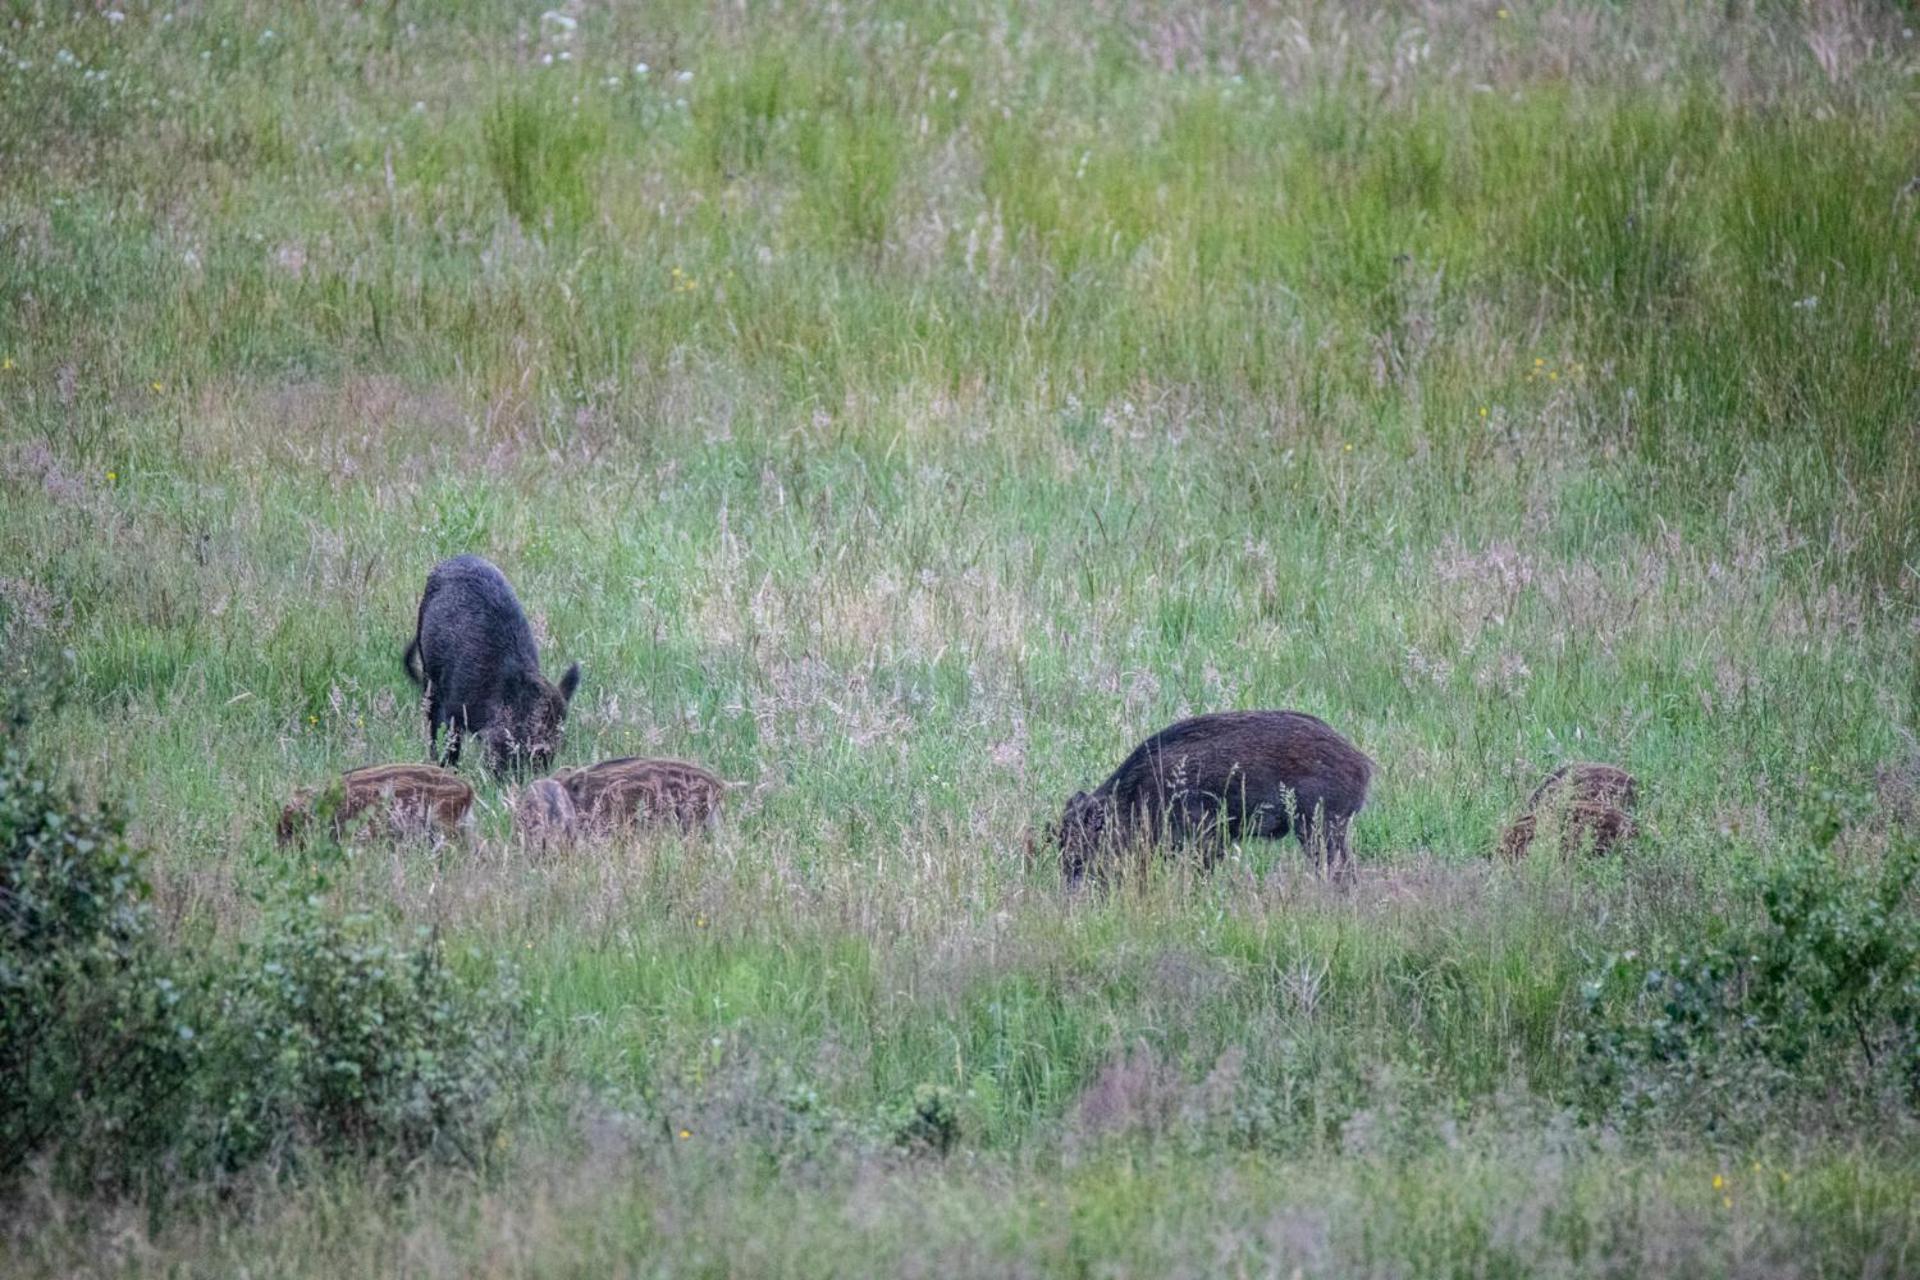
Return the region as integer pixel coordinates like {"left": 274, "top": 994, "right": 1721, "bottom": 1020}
{"left": 1712, "top": 1174, "right": 1724, "bottom": 1190}
{"left": 151, "top": 381, "right": 165, "bottom": 393}
{"left": 1, "top": 357, "right": 14, "bottom": 371}
{"left": 678, "top": 1128, "right": 692, "bottom": 1140}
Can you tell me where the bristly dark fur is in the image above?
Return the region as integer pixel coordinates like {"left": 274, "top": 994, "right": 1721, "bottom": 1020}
{"left": 1055, "top": 710, "right": 1373, "bottom": 886}
{"left": 404, "top": 555, "right": 580, "bottom": 776}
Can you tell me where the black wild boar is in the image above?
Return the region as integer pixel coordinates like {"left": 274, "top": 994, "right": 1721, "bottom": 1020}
{"left": 553, "top": 757, "right": 726, "bottom": 833}
{"left": 277, "top": 763, "right": 475, "bottom": 845}
{"left": 403, "top": 555, "right": 580, "bottom": 775}
{"left": 1055, "top": 710, "right": 1373, "bottom": 885}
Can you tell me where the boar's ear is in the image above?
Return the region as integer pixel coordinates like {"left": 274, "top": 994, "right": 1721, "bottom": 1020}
{"left": 558, "top": 662, "right": 581, "bottom": 702}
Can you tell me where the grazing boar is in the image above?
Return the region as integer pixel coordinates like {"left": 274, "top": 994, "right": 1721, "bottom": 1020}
{"left": 403, "top": 554, "right": 580, "bottom": 775}
{"left": 277, "top": 763, "right": 474, "bottom": 845}
{"left": 1055, "top": 710, "right": 1374, "bottom": 886}
{"left": 514, "top": 777, "right": 579, "bottom": 850}
{"left": 1499, "top": 761, "right": 1640, "bottom": 860}
{"left": 553, "top": 757, "right": 726, "bottom": 833}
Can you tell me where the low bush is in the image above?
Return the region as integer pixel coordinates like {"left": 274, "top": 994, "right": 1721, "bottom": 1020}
{"left": 0, "top": 741, "right": 195, "bottom": 1195}
{"left": 194, "top": 888, "right": 529, "bottom": 1179}
{"left": 1582, "top": 839, "right": 1920, "bottom": 1135}
{"left": 0, "top": 738, "right": 528, "bottom": 1202}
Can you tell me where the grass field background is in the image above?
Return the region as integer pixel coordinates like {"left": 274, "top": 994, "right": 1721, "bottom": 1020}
{"left": 4, "top": 1, "right": 1920, "bottom": 1274}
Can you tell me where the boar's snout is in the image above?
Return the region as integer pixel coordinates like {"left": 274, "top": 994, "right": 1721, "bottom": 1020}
{"left": 1056, "top": 789, "right": 1108, "bottom": 885}
{"left": 486, "top": 668, "right": 580, "bottom": 774}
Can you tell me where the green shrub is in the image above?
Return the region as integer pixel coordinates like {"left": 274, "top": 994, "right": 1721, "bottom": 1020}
{"left": 0, "top": 742, "right": 194, "bottom": 1194}
{"left": 0, "top": 737, "right": 528, "bottom": 1200}
{"left": 192, "top": 886, "right": 529, "bottom": 1178}
{"left": 1582, "top": 842, "right": 1920, "bottom": 1133}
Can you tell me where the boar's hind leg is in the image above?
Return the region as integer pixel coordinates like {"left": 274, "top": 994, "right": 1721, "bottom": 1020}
{"left": 425, "top": 699, "right": 447, "bottom": 764}
{"left": 428, "top": 698, "right": 464, "bottom": 768}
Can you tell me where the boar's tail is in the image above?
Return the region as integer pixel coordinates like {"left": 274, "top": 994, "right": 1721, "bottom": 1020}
{"left": 403, "top": 637, "right": 425, "bottom": 687}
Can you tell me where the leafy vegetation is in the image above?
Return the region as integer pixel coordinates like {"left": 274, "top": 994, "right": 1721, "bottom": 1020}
{"left": 0, "top": 733, "right": 526, "bottom": 1201}
{"left": 0, "top": 735, "right": 193, "bottom": 1196}
{"left": 1584, "top": 800, "right": 1920, "bottom": 1136}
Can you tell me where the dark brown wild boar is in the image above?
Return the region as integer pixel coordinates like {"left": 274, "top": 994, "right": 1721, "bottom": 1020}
{"left": 277, "top": 763, "right": 474, "bottom": 845}
{"left": 403, "top": 555, "right": 580, "bottom": 776}
{"left": 553, "top": 757, "right": 726, "bottom": 833}
{"left": 1054, "top": 710, "right": 1373, "bottom": 886}
{"left": 514, "top": 777, "right": 579, "bottom": 850}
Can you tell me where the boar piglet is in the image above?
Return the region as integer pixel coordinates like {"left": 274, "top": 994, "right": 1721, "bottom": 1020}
{"left": 514, "top": 777, "right": 579, "bottom": 851}
{"left": 553, "top": 757, "right": 726, "bottom": 834}
{"left": 1498, "top": 802, "right": 1639, "bottom": 860}
{"left": 278, "top": 763, "right": 474, "bottom": 845}
{"left": 1499, "top": 761, "right": 1640, "bottom": 860}
{"left": 1525, "top": 762, "right": 1637, "bottom": 815}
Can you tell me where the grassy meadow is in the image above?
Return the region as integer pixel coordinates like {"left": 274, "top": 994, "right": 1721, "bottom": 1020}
{"left": 4, "top": 0, "right": 1920, "bottom": 1274}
